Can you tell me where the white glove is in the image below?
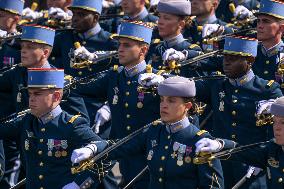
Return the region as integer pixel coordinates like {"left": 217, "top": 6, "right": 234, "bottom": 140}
{"left": 234, "top": 5, "right": 253, "bottom": 19}
{"left": 48, "top": 7, "right": 71, "bottom": 20}
{"left": 71, "top": 144, "right": 97, "bottom": 164}
{"left": 74, "top": 46, "right": 98, "bottom": 61}
{"left": 94, "top": 105, "right": 111, "bottom": 134}
{"left": 256, "top": 99, "right": 276, "bottom": 115}
{"left": 22, "top": 8, "right": 43, "bottom": 20}
{"left": 0, "top": 29, "right": 7, "bottom": 38}
{"left": 138, "top": 73, "right": 165, "bottom": 87}
{"left": 102, "top": 0, "right": 115, "bottom": 8}
{"left": 195, "top": 138, "right": 223, "bottom": 154}
{"left": 202, "top": 24, "right": 225, "bottom": 38}
{"left": 162, "top": 48, "right": 187, "bottom": 61}
{"left": 150, "top": 0, "right": 160, "bottom": 6}
{"left": 62, "top": 181, "right": 80, "bottom": 189}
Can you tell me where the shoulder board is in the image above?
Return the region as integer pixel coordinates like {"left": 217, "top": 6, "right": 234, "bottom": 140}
{"left": 67, "top": 114, "right": 81, "bottom": 124}
{"left": 151, "top": 38, "right": 161, "bottom": 44}
{"left": 189, "top": 44, "right": 200, "bottom": 49}
{"left": 152, "top": 120, "right": 162, "bottom": 126}
{"left": 266, "top": 80, "right": 275, "bottom": 88}
{"left": 112, "top": 65, "right": 124, "bottom": 73}
{"left": 196, "top": 130, "right": 208, "bottom": 136}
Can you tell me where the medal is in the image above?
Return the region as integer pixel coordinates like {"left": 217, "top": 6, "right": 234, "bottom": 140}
{"left": 151, "top": 140, "right": 157, "bottom": 147}
{"left": 61, "top": 150, "right": 67, "bottom": 157}
{"left": 137, "top": 92, "right": 144, "bottom": 109}
{"left": 137, "top": 102, "right": 143, "bottom": 108}
{"left": 24, "top": 139, "right": 29, "bottom": 150}
{"left": 112, "top": 87, "right": 119, "bottom": 105}
{"left": 184, "top": 156, "right": 191, "bottom": 163}
{"left": 17, "top": 92, "right": 21, "bottom": 103}
{"left": 218, "top": 91, "right": 225, "bottom": 112}
{"left": 61, "top": 140, "right": 68, "bottom": 149}
{"left": 55, "top": 151, "right": 61, "bottom": 158}
{"left": 171, "top": 142, "right": 180, "bottom": 159}
{"left": 177, "top": 144, "right": 186, "bottom": 166}
{"left": 177, "top": 155, "right": 183, "bottom": 166}
{"left": 185, "top": 146, "right": 192, "bottom": 163}
{"left": 147, "top": 150, "right": 154, "bottom": 160}
{"left": 48, "top": 151, "right": 53, "bottom": 156}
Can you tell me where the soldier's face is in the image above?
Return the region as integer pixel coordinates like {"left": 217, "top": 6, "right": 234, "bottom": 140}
{"left": 28, "top": 89, "right": 56, "bottom": 118}
{"left": 47, "top": 0, "right": 71, "bottom": 9}
{"left": 273, "top": 116, "right": 284, "bottom": 145}
{"left": 223, "top": 55, "right": 249, "bottom": 79}
{"left": 71, "top": 9, "right": 99, "bottom": 33}
{"left": 257, "top": 15, "right": 284, "bottom": 42}
{"left": 21, "top": 42, "right": 50, "bottom": 68}
{"left": 158, "top": 13, "right": 184, "bottom": 39}
{"left": 0, "top": 10, "right": 19, "bottom": 31}
{"left": 191, "top": 0, "right": 216, "bottom": 16}
{"left": 160, "top": 96, "right": 191, "bottom": 123}
{"left": 121, "top": 0, "right": 144, "bottom": 16}
{"left": 118, "top": 38, "right": 146, "bottom": 67}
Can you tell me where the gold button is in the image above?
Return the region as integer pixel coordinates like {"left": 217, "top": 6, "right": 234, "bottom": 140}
{"left": 40, "top": 187, "right": 44, "bottom": 189}
{"left": 125, "top": 103, "right": 128, "bottom": 108}
{"left": 159, "top": 167, "right": 163, "bottom": 172}
{"left": 41, "top": 128, "right": 45, "bottom": 132}
{"left": 159, "top": 178, "right": 163, "bottom": 182}
{"left": 264, "top": 71, "right": 269, "bottom": 74}
{"left": 234, "top": 89, "right": 238, "bottom": 93}
{"left": 78, "top": 71, "right": 82, "bottom": 75}
{"left": 127, "top": 81, "right": 131, "bottom": 85}
{"left": 278, "top": 178, "right": 283, "bottom": 183}
{"left": 232, "top": 111, "right": 236, "bottom": 116}
{"left": 82, "top": 41, "right": 86, "bottom": 45}
{"left": 126, "top": 126, "right": 131, "bottom": 130}
{"left": 125, "top": 92, "right": 130, "bottom": 96}
{"left": 51, "top": 57, "right": 55, "bottom": 60}
{"left": 39, "top": 175, "right": 44, "bottom": 180}
{"left": 0, "top": 46, "right": 2, "bottom": 50}
{"left": 232, "top": 99, "right": 237, "bottom": 103}
{"left": 164, "top": 146, "right": 169, "bottom": 150}
{"left": 198, "top": 32, "right": 201, "bottom": 35}
{"left": 196, "top": 41, "right": 200, "bottom": 45}
{"left": 232, "top": 122, "right": 237, "bottom": 127}
{"left": 39, "top": 162, "right": 44, "bottom": 167}
{"left": 38, "top": 150, "right": 43, "bottom": 155}
{"left": 126, "top": 114, "right": 131, "bottom": 118}
{"left": 161, "top": 156, "right": 165, "bottom": 160}
{"left": 40, "top": 139, "right": 44, "bottom": 143}
{"left": 265, "top": 60, "right": 270, "bottom": 64}
{"left": 231, "top": 134, "right": 236, "bottom": 139}
{"left": 167, "top": 135, "right": 170, "bottom": 139}
{"left": 82, "top": 186, "right": 86, "bottom": 189}
{"left": 282, "top": 168, "right": 284, "bottom": 173}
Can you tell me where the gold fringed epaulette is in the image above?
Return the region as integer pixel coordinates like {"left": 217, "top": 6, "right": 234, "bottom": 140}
{"left": 68, "top": 114, "right": 81, "bottom": 124}
{"left": 196, "top": 130, "right": 208, "bottom": 136}
{"left": 189, "top": 44, "right": 200, "bottom": 49}
{"left": 266, "top": 80, "right": 275, "bottom": 88}
{"left": 152, "top": 120, "right": 162, "bottom": 126}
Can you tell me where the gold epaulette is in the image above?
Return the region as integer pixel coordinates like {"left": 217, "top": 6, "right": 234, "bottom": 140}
{"left": 151, "top": 38, "right": 161, "bottom": 44}
{"left": 196, "top": 130, "right": 208, "bottom": 136}
{"left": 157, "top": 70, "right": 166, "bottom": 75}
{"left": 68, "top": 114, "right": 81, "bottom": 124}
{"left": 113, "top": 65, "right": 119, "bottom": 71}
{"left": 189, "top": 44, "right": 200, "bottom": 49}
{"left": 152, "top": 120, "right": 162, "bottom": 126}
{"left": 267, "top": 80, "right": 275, "bottom": 87}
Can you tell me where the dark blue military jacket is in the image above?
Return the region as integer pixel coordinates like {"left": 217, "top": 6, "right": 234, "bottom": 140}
{"left": 253, "top": 42, "right": 284, "bottom": 92}
{"left": 0, "top": 38, "right": 21, "bottom": 70}
{"left": 221, "top": 139, "right": 284, "bottom": 189}
{"left": 109, "top": 118, "right": 224, "bottom": 189}
{"left": 196, "top": 71, "right": 282, "bottom": 145}
{"left": 74, "top": 61, "right": 161, "bottom": 183}
{"left": 0, "top": 107, "right": 106, "bottom": 189}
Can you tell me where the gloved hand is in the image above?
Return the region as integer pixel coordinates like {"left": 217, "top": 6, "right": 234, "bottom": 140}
{"left": 246, "top": 166, "right": 263, "bottom": 178}
{"left": 150, "top": 0, "right": 160, "bottom": 7}
{"left": 195, "top": 138, "right": 223, "bottom": 154}
{"left": 102, "top": 0, "right": 115, "bottom": 8}
{"left": 71, "top": 144, "right": 97, "bottom": 164}
{"left": 162, "top": 48, "right": 187, "bottom": 61}
{"left": 202, "top": 24, "right": 224, "bottom": 38}
{"left": 256, "top": 99, "right": 276, "bottom": 115}
{"left": 93, "top": 104, "right": 111, "bottom": 134}
{"left": 138, "top": 73, "right": 165, "bottom": 87}
{"left": 234, "top": 5, "right": 253, "bottom": 19}
{"left": 74, "top": 46, "right": 98, "bottom": 61}
{"left": 22, "top": 7, "right": 43, "bottom": 20}
{"left": 0, "top": 29, "right": 7, "bottom": 38}
{"left": 48, "top": 7, "right": 71, "bottom": 20}
{"left": 62, "top": 181, "right": 80, "bottom": 189}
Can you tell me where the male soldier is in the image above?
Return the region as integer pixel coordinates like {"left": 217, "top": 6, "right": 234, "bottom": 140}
{"left": 0, "top": 68, "right": 107, "bottom": 189}
{"left": 195, "top": 96, "right": 284, "bottom": 189}
{"left": 0, "top": 0, "right": 23, "bottom": 70}
{"left": 140, "top": 35, "right": 283, "bottom": 189}
{"left": 73, "top": 20, "right": 162, "bottom": 189}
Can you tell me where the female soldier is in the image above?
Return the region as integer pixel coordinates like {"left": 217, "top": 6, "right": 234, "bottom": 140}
{"left": 71, "top": 76, "right": 224, "bottom": 189}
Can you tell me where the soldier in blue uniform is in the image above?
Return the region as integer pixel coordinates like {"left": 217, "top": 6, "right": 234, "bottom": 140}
{"left": 71, "top": 76, "right": 224, "bottom": 189}
{"left": 0, "top": 0, "right": 23, "bottom": 70}
{"left": 72, "top": 20, "right": 162, "bottom": 189}
{"left": 146, "top": 0, "right": 203, "bottom": 78}
{"left": 195, "top": 96, "right": 284, "bottom": 189}
{"left": 194, "top": 36, "right": 283, "bottom": 189}
{"left": 0, "top": 68, "right": 106, "bottom": 189}
{"left": 251, "top": 0, "right": 284, "bottom": 91}
{"left": 100, "top": 0, "right": 158, "bottom": 33}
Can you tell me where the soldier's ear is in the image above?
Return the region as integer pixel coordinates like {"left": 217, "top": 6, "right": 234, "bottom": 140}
{"left": 185, "top": 101, "right": 192, "bottom": 112}
{"left": 42, "top": 47, "right": 52, "bottom": 58}
{"left": 52, "top": 90, "right": 61, "bottom": 102}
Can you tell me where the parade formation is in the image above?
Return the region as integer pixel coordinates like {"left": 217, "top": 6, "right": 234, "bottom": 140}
{"left": 0, "top": 0, "right": 283, "bottom": 189}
